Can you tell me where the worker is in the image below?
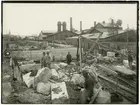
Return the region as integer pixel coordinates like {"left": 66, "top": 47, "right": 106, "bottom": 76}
{"left": 76, "top": 53, "right": 80, "bottom": 61}
{"left": 46, "top": 51, "right": 52, "bottom": 69}
{"left": 128, "top": 51, "right": 133, "bottom": 70}
{"left": 66, "top": 52, "right": 72, "bottom": 65}
{"left": 80, "top": 69, "right": 98, "bottom": 104}
{"left": 41, "top": 52, "right": 47, "bottom": 68}
{"left": 10, "top": 56, "right": 22, "bottom": 82}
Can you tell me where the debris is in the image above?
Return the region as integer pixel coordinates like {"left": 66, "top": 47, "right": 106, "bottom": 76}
{"left": 15, "top": 89, "right": 51, "bottom": 104}
{"left": 98, "top": 64, "right": 118, "bottom": 76}
{"left": 107, "top": 52, "right": 115, "bottom": 57}
{"left": 103, "top": 56, "right": 115, "bottom": 63}
{"left": 3, "top": 82, "right": 12, "bottom": 97}
{"left": 59, "top": 62, "right": 67, "bottom": 68}
{"left": 3, "top": 75, "right": 11, "bottom": 82}
{"left": 37, "top": 82, "right": 51, "bottom": 95}
{"left": 23, "top": 67, "right": 52, "bottom": 88}
{"left": 111, "top": 92, "right": 123, "bottom": 102}
{"left": 71, "top": 74, "right": 85, "bottom": 87}
{"left": 51, "top": 63, "right": 60, "bottom": 70}
{"left": 95, "top": 89, "right": 111, "bottom": 104}
{"left": 22, "top": 72, "right": 34, "bottom": 88}
{"left": 51, "top": 69, "right": 59, "bottom": 80}
{"left": 123, "top": 60, "right": 136, "bottom": 69}
{"left": 51, "top": 82, "right": 69, "bottom": 104}
{"left": 20, "top": 64, "right": 40, "bottom": 73}
{"left": 113, "top": 65, "right": 136, "bottom": 76}
{"left": 89, "top": 86, "right": 102, "bottom": 104}
{"left": 98, "top": 75, "right": 136, "bottom": 95}
{"left": 70, "top": 62, "right": 76, "bottom": 66}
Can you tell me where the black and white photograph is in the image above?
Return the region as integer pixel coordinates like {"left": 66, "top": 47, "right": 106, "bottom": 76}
{"left": 2, "top": 2, "right": 138, "bottom": 104}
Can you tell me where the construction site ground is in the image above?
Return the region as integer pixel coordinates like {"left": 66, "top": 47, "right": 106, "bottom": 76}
{"left": 2, "top": 56, "right": 137, "bottom": 104}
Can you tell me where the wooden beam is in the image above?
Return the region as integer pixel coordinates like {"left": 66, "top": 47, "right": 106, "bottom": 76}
{"left": 98, "top": 64, "right": 118, "bottom": 76}
{"left": 98, "top": 75, "right": 136, "bottom": 95}
{"left": 83, "top": 32, "right": 103, "bottom": 61}
{"left": 89, "top": 86, "right": 102, "bottom": 104}
{"left": 80, "top": 35, "right": 128, "bottom": 58}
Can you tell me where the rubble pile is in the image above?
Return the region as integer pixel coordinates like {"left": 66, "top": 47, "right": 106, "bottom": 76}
{"left": 3, "top": 55, "right": 137, "bottom": 104}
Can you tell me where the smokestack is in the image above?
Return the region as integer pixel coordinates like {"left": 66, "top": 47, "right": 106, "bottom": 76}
{"left": 57, "top": 21, "right": 61, "bottom": 32}
{"left": 62, "top": 21, "right": 66, "bottom": 31}
{"left": 80, "top": 21, "right": 82, "bottom": 32}
{"left": 70, "top": 17, "right": 72, "bottom": 31}
{"left": 94, "top": 21, "right": 96, "bottom": 27}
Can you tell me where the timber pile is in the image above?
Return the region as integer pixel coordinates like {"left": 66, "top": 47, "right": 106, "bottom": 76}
{"left": 96, "top": 63, "right": 137, "bottom": 103}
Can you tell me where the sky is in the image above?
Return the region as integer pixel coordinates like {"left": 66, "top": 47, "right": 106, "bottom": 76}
{"left": 3, "top": 3, "right": 137, "bottom": 36}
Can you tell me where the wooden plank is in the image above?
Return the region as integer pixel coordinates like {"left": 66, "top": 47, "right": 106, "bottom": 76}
{"left": 89, "top": 86, "right": 102, "bottom": 104}
{"left": 80, "top": 36, "right": 128, "bottom": 58}
{"left": 113, "top": 65, "right": 136, "bottom": 76}
{"left": 98, "top": 64, "right": 118, "bottom": 76}
{"left": 98, "top": 75, "right": 136, "bottom": 95}
{"left": 100, "top": 64, "right": 136, "bottom": 88}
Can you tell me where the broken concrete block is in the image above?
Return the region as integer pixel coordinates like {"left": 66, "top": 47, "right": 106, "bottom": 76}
{"left": 59, "top": 62, "right": 67, "bottom": 68}
{"left": 23, "top": 67, "right": 52, "bottom": 88}
{"left": 51, "top": 82, "right": 69, "bottom": 104}
{"left": 51, "top": 63, "right": 60, "bottom": 70}
{"left": 51, "top": 69, "right": 59, "bottom": 80}
{"left": 3, "top": 82, "right": 12, "bottom": 97}
{"left": 23, "top": 72, "right": 35, "bottom": 88}
{"left": 71, "top": 74, "right": 85, "bottom": 86}
{"left": 37, "top": 82, "right": 51, "bottom": 95}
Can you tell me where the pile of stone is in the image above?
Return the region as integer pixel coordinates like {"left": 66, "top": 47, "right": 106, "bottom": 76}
{"left": 22, "top": 62, "right": 74, "bottom": 104}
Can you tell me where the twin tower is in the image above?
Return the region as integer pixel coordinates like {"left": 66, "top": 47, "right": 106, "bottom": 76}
{"left": 57, "top": 17, "right": 73, "bottom": 32}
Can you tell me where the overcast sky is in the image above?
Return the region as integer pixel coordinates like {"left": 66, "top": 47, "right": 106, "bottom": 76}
{"left": 3, "top": 3, "right": 137, "bottom": 36}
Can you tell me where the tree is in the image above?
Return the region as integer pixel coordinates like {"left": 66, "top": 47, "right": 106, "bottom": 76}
{"left": 116, "top": 19, "right": 122, "bottom": 26}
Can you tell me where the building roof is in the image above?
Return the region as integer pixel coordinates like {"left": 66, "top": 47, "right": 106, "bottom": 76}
{"left": 97, "top": 22, "right": 120, "bottom": 28}
{"left": 40, "top": 30, "right": 57, "bottom": 36}
{"left": 66, "top": 32, "right": 109, "bottom": 39}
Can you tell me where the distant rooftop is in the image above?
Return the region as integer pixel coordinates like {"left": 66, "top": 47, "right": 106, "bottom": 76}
{"left": 66, "top": 30, "right": 126, "bottom": 40}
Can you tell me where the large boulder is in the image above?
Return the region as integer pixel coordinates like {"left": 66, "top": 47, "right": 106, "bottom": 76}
{"left": 23, "top": 67, "right": 52, "bottom": 88}
{"left": 35, "top": 67, "right": 52, "bottom": 83}
{"left": 51, "top": 69, "right": 59, "bottom": 80}
{"left": 71, "top": 74, "right": 85, "bottom": 87}
{"left": 37, "top": 82, "right": 51, "bottom": 95}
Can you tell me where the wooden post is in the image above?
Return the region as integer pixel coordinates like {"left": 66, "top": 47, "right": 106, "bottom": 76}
{"left": 79, "top": 31, "right": 82, "bottom": 72}
{"left": 127, "top": 24, "right": 129, "bottom": 51}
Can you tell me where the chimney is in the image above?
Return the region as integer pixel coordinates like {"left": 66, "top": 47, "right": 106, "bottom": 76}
{"left": 70, "top": 17, "right": 72, "bottom": 31}
{"left": 57, "top": 21, "right": 61, "bottom": 32}
{"left": 94, "top": 21, "right": 96, "bottom": 27}
{"left": 62, "top": 21, "right": 66, "bottom": 31}
{"left": 111, "top": 19, "right": 114, "bottom": 27}
{"left": 80, "top": 21, "right": 82, "bottom": 32}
